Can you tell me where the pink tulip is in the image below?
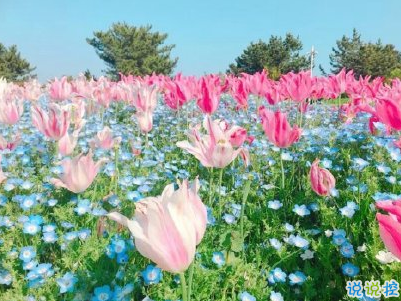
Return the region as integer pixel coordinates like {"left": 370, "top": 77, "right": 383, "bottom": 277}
{"left": 280, "top": 71, "right": 313, "bottom": 102}
{"left": 90, "top": 126, "right": 121, "bottom": 150}
{"left": 51, "top": 150, "right": 107, "bottom": 193}
{"left": 49, "top": 77, "right": 73, "bottom": 101}
{"left": 58, "top": 122, "right": 85, "bottom": 156}
{"left": 132, "top": 84, "right": 158, "bottom": 133}
{"left": 309, "top": 159, "right": 336, "bottom": 196}
{"left": 196, "top": 75, "right": 223, "bottom": 114}
{"left": 375, "top": 98, "right": 401, "bottom": 131}
{"left": 0, "top": 133, "right": 21, "bottom": 151}
{"left": 177, "top": 116, "right": 250, "bottom": 168}
{"left": 376, "top": 201, "right": 401, "bottom": 261}
{"left": 23, "top": 79, "right": 42, "bottom": 101}
{"left": 258, "top": 106, "right": 301, "bottom": 148}
{"left": 107, "top": 178, "right": 207, "bottom": 273}
{"left": 0, "top": 155, "right": 6, "bottom": 184}
{"left": 31, "top": 104, "right": 70, "bottom": 140}
{"left": 0, "top": 99, "right": 24, "bottom": 125}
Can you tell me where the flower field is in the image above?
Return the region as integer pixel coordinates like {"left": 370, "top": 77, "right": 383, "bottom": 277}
{"left": 0, "top": 70, "right": 401, "bottom": 301}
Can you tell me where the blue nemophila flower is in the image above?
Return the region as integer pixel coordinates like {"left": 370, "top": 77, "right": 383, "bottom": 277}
{"left": 386, "top": 176, "right": 397, "bottom": 184}
{"left": 268, "top": 200, "right": 283, "bottom": 210}
{"left": 28, "top": 215, "right": 43, "bottom": 225}
{"left": 376, "top": 164, "right": 391, "bottom": 174}
{"left": 64, "top": 231, "right": 78, "bottom": 242}
{"left": 223, "top": 213, "right": 236, "bottom": 224}
{"left": 34, "top": 263, "right": 54, "bottom": 278}
{"left": 93, "top": 285, "right": 112, "bottom": 301}
{"left": 74, "top": 199, "right": 92, "bottom": 216}
{"left": 238, "top": 291, "right": 256, "bottom": 301}
{"left": 20, "top": 195, "right": 38, "bottom": 211}
{"left": 91, "top": 207, "right": 107, "bottom": 216}
{"left": 127, "top": 190, "right": 143, "bottom": 202}
{"left": 286, "top": 234, "right": 309, "bottom": 249}
{"left": 284, "top": 223, "right": 294, "bottom": 232}
{"left": 61, "top": 221, "right": 74, "bottom": 229}
{"left": 231, "top": 203, "right": 242, "bottom": 217}
{"left": 0, "top": 194, "right": 7, "bottom": 206}
{"left": 141, "top": 265, "right": 162, "bottom": 285}
{"left": 112, "top": 238, "right": 126, "bottom": 254}
{"left": 341, "top": 262, "right": 360, "bottom": 277}
{"left": 78, "top": 229, "right": 91, "bottom": 240}
{"left": 47, "top": 199, "right": 58, "bottom": 206}
{"left": 269, "top": 238, "right": 282, "bottom": 251}
{"left": 42, "top": 231, "right": 58, "bottom": 243}
{"left": 107, "top": 195, "right": 121, "bottom": 207}
{"left": 271, "top": 267, "right": 287, "bottom": 283}
{"left": 23, "top": 260, "right": 38, "bottom": 271}
{"left": 281, "top": 152, "right": 293, "bottom": 161}
{"left": 339, "top": 202, "right": 359, "bottom": 218}
{"left": 42, "top": 224, "right": 56, "bottom": 233}
{"left": 270, "top": 291, "right": 284, "bottom": 301}
{"left": 212, "top": 251, "right": 226, "bottom": 267}
{"left": 332, "top": 230, "right": 347, "bottom": 246}
{"left": 340, "top": 242, "right": 355, "bottom": 258}
{"left": 56, "top": 272, "right": 77, "bottom": 293}
{"left": 289, "top": 271, "right": 307, "bottom": 285}
{"left": 0, "top": 270, "right": 12, "bottom": 285}
{"left": 352, "top": 158, "right": 369, "bottom": 171}
{"left": 113, "top": 283, "right": 134, "bottom": 301}
{"left": 293, "top": 204, "right": 311, "bottom": 216}
{"left": 23, "top": 221, "right": 41, "bottom": 235}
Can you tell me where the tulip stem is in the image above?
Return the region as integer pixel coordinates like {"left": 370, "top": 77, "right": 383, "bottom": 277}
{"left": 208, "top": 167, "right": 214, "bottom": 205}
{"left": 179, "top": 272, "right": 188, "bottom": 301}
{"left": 240, "top": 178, "right": 251, "bottom": 259}
{"left": 187, "top": 262, "right": 194, "bottom": 301}
{"left": 145, "top": 132, "right": 149, "bottom": 148}
{"left": 217, "top": 168, "right": 224, "bottom": 219}
{"left": 280, "top": 155, "right": 285, "bottom": 190}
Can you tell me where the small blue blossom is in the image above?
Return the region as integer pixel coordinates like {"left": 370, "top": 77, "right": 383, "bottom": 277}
{"left": 141, "top": 265, "right": 162, "bottom": 285}
{"left": 56, "top": 272, "right": 78, "bottom": 293}
{"left": 238, "top": 291, "right": 256, "bottom": 301}
{"left": 342, "top": 262, "right": 360, "bottom": 277}
{"left": 212, "top": 251, "right": 225, "bottom": 267}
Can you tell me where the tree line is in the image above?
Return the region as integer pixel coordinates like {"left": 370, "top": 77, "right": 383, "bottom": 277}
{"left": 1, "top": 23, "right": 400, "bottom": 81}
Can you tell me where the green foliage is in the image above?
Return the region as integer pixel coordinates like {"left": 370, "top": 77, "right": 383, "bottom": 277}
{"left": 86, "top": 22, "right": 178, "bottom": 79}
{"left": 227, "top": 33, "right": 310, "bottom": 77}
{"left": 329, "top": 29, "right": 401, "bottom": 78}
{"left": 0, "top": 43, "right": 35, "bottom": 81}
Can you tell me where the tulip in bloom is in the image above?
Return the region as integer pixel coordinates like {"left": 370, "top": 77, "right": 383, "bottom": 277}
{"left": 309, "top": 159, "right": 336, "bottom": 196}
{"left": 132, "top": 84, "right": 158, "bottom": 133}
{"left": 196, "top": 75, "right": 223, "bottom": 114}
{"left": 107, "top": 178, "right": 207, "bottom": 273}
{"left": 31, "top": 104, "right": 70, "bottom": 140}
{"left": 258, "top": 106, "right": 301, "bottom": 148}
{"left": 49, "top": 77, "right": 73, "bottom": 101}
{"left": 0, "top": 133, "right": 21, "bottom": 151}
{"left": 376, "top": 201, "right": 401, "bottom": 261}
{"left": 58, "top": 122, "right": 85, "bottom": 156}
{"left": 375, "top": 98, "right": 401, "bottom": 131}
{"left": 90, "top": 126, "right": 121, "bottom": 150}
{"left": 51, "top": 150, "right": 107, "bottom": 193}
{"left": 177, "top": 116, "right": 250, "bottom": 168}
{"left": 0, "top": 98, "right": 24, "bottom": 125}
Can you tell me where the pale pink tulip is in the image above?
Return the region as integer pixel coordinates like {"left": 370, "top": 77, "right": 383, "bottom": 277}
{"left": 0, "top": 99, "right": 24, "bottom": 125}
{"left": 310, "top": 159, "right": 336, "bottom": 196}
{"left": 0, "top": 155, "right": 6, "bottom": 184}
{"left": 49, "top": 77, "right": 73, "bottom": 101}
{"left": 258, "top": 106, "right": 301, "bottom": 148}
{"left": 58, "top": 122, "right": 85, "bottom": 156}
{"left": 107, "top": 178, "right": 207, "bottom": 273}
{"left": 90, "top": 126, "right": 121, "bottom": 150}
{"left": 132, "top": 84, "right": 158, "bottom": 133}
{"left": 376, "top": 201, "right": 401, "bottom": 261}
{"left": 177, "top": 116, "right": 250, "bottom": 168}
{"left": 51, "top": 150, "right": 107, "bottom": 193}
{"left": 31, "top": 104, "right": 70, "bottom": 140}
{"left": 0, "top": 133, "right": 21, "bottom": 151}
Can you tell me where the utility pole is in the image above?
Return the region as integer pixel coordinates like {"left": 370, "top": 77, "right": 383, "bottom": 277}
{"left": 309, "top": 45, "right": 317, "bottom": 77}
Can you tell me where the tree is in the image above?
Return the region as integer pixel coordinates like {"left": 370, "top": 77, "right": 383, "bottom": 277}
{"left": 0, "top": 43, "right": 35, "bottom": 81}
{"left": 87, "top": 22, "right": 178, "bottom": 78}
{"left": 227, "top": 33, "right": 310, "bottom": 78}
{"left": 328, "top": 29, "right": 401, "bottom": 78}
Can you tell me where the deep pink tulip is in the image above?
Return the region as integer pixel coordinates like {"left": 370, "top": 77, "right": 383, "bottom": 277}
{"left": 258, "top": 106, "right": 301, "bottom": 148}
{"left": 376, "top": 201, "right": 401, "bottom": 261}
{"left": 90, "top": 126, "right": 121, "bottom": 150}
{"left": 51, "top": 150, "right": 107, "bottom": 193}
{"left": 280, "top": 71, "right": 313, "bottom": 102}
{"left": 196, "top": 75, "right": 223, "bottom": 114}
{"left": 0, "top": 98, "right": 24, "bottom": 125}
{"left": 375, "top": 98, "right": 401, "bottom": 131}
{"left": 309, "top": 159, "right": 336, "bottom": 196}
{"left": 177, "top": 116, "right": 250, "bottom": 168}
{"left": 31, "top": 104, "right": 70, "bottom": 140}
{"left": 107, "top": 178, "right": 207, "bottom": 273}
{"left": 49, "top": 77, "right": 73, "bottom": 101}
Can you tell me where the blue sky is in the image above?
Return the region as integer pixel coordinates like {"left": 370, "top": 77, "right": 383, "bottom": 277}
{"left": 1, "top": 0, "right": 400, "bottom": 81}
